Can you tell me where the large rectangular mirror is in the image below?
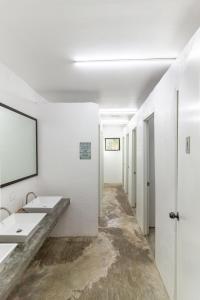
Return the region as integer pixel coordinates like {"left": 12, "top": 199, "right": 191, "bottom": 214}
{"left": 0, "top": 103, "right": 38, "bottom": 188}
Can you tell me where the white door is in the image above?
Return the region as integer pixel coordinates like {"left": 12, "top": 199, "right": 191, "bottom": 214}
{"left": 132, "top": 129, "right": 137, "bottom": 207}
{"left": 177, "top": 47, "right": 200, "bottom": 300}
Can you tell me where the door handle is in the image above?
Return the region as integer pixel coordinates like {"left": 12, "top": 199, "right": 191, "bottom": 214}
{"left": 169, "top": 212, "right": 179, "bottom": 221}
{"left": 134, "top": 171, "right": 136, "bottom": 175}
{"left": 147, "top": 181, "right": 150, "bottom": 187}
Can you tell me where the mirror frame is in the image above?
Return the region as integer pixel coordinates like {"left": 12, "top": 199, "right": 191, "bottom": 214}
{"left": 0, "top": 103, "right": 38, "bottom": 188}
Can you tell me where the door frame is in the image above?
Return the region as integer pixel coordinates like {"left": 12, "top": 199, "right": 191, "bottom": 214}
{"left": 175, "top": 90, "right": 179, "bottom": 300}
{"left": 143, "top": 113, "right": 154, "bottom": 235}
{"left": 99, "top": 125, "right": 104, "bottom": 218}
{"left": 132, "top": 128, "right": 137, "bottom": 208}
{"left": 122, "top": 136, "right": 125, "bottom": 188}
{"left": 126, "top": 133, "right": 129, "bottom": 194}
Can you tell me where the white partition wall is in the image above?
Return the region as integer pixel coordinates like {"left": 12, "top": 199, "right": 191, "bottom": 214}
{"left": 103, "top": 125, "right": 123, "bottom": 184}
{"left": 99, "top": 124, "right": 104, "bottom": 217}
{"left": 124, "top": 28, "right": 200, "bottom": 300}
{"left": 176, "top": 33, "right": 200, "bottom": 300}
{"left": 126, "top": 133, "right": 129, "bottom": 194}
{"left": 38, "top": 103, "right": 99, "bottom": 237}
{"left": 131, "top": 129, "right": 137, "bottom": 208}
{"left": 0, "top": 61, "right": 100, "bottom": 237}
{"left": 125, "top": 63, "right": 178, "bottom": 300}
{"left": 0, "top": 62, "right": 46, "bottom": 217}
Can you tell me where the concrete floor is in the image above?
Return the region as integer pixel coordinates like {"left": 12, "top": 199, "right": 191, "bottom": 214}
{"left": 8, "top": 184, "right": 169, "bottom": 300}
{"left": 147, "top": 227, "right": 155, "bottom": 257}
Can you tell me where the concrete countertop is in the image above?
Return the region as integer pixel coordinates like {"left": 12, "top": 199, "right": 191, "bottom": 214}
{"left": 0, "top": 198, "right": 70, "bottom": 300}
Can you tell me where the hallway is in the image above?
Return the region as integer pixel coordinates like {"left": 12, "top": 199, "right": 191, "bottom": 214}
{"left": 9, "top": 185, "right": 169, "bottom": 300}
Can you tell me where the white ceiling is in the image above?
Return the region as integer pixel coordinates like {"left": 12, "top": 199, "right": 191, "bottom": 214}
{"left": 0, "top": 0, "right": 200, "bottom": 108}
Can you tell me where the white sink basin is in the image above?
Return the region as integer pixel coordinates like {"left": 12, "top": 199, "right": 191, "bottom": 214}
{"left": 23, "top": 196, "right": 62, "bottom": 213}
{"left": 0, "top": 213, "right": 46, "bottom": 243}
{"left": 0, "top": 244, "right": 17, "bottom": 264}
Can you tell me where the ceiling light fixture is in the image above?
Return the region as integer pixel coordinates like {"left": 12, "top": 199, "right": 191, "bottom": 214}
{"left": 100, "top": 108, "right": 137, "bottom": 115}
{"left": 73, "top": 57, "right": 176, "bottom": 65}
{"left": 101, "top": 119, "right": 129, "bottom": 125}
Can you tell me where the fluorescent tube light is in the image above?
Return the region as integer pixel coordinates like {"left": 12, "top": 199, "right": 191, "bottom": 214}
{"left": 73, "top": 57, "right": 176, "bottom": 65}
{"left": 101, "top": 119, "right": 129, "bottom": 125}
{"left": 100, "top": 108, "right": 137, "bottom": 115}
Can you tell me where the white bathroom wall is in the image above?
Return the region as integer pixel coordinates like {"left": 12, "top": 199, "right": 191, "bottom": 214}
{"left": 103, "top": 125, "right": 123, "bottom": 184}
{"left": 176, "top": 31, "right": 200, "bottom": 300}
{"left": 99, "top": 123, "right": 104, "bottom": 217}
{"left": 125, "top": 66, "right": 178, "bottom": 300}
{"left": 0, "top": 62, "right": 46, "bottom": 219}
{"left": 124, "top": 28, "right": 200, "bottom": 299}
{"left": 37, "top": 103, "right": 99, "bottom": 236}
{"left": 123, "top": 130, "right": 134, "bottom": 205}
{"left": 0, "top": 62, "right": 100, "bottom": 236}
{"left": 148, "top": 116, "right": 155, "bottom": 227}
{"left": 123, "top": 133, "right": 127, "bottom": 192}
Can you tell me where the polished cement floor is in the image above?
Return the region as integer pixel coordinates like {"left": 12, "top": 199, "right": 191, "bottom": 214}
{"left": 147, "top": 227, "right": 155, "bottom": 257}
{"left": 9, "top": 185, "right": 169, "bottom": 300}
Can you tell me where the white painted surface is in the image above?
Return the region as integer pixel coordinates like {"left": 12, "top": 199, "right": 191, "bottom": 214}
{"left": 0, "top": 213, "right": 46, "bottom": 243}
{"left": 99, "top": 124, "right": 104, "bottom": 217}
{"left": 124, "top": 131, "right": 134, "bottom": 205}
{"left": 177, "top": 32, "right": 200, "bottom": 300}
{"left": 124, "top": 28, "right": 200, "bottom": 299}
{"left": 148, "top": 116, "right": 155, "bottom": 228}
{"left": 103, "top": 125, "right": 123, "bottom": 184}
{"left": 0, "top": 244, "right": 17, "bottom": 264}
{"left": 1, "top": 1, "right": 200, "bottom": 107}
{"left": 127, "top": 129, "right": 134, "bottom": 206}
{"left": 23, "top": 196, "right": 62, "bottom": 213}
{"left": 131, "top": 129, "right": 137, "bottom": 207}
{"left": 122, "top": 136, "right": 125, "bottom": 188}
{"left": 0, "top": 62, "right": 46, "bottom": 220}
{"left": 0, "top": 62, "right": 99, "bottom": 237}
{"left": 125, "top": 68, "right": 178, "bottom": 300}
{"left": 123, "top": 135, "right": 126, "bottom": 191}
{"left": 124, "top": 46, "right": 180, "bottom": 300}
{"left": 126, "top": 133, "right": 129, "bottom": 194}
{"left": 38, "top": 103, "right": 99, "bottom": 236}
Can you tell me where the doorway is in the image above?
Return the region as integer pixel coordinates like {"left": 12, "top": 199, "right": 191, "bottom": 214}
{"left": 122, "top": 137, "right": 125, "bottom": 188}
{"left": 126, "top": 134, "right": 129, "bottom": 194}
{"left": 132, "top": 128, "right": 137, "bottom": 208}
{"left": 144, "top": 114, "right": 155, "bottom": 256}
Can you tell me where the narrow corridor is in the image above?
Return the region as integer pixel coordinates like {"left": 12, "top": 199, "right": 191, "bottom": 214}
{"left": 9, "top": 185, "right": 169, "bottom": 300}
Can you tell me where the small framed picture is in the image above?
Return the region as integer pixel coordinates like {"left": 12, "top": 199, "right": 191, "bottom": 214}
{"left": 105, "top": 138, "right": 120, "bottom": 151}
{"left": 80, "top": 142, "right": 91, "bottom": 159}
